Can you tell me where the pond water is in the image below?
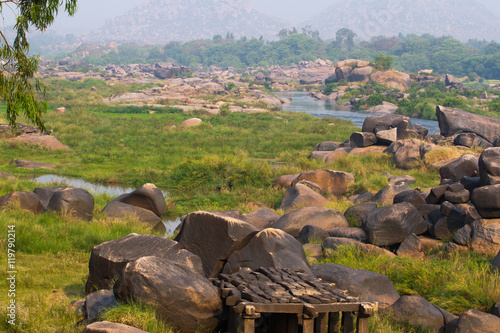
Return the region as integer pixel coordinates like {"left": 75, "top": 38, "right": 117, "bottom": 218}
{"left": 162, "top": 218, "right": 182, "bottom": 236}
{"left": 32, "top": 174, "right": 169, "bottom": 197}
{"left": 278, "top": 91, "right": 440, "bottom": 134}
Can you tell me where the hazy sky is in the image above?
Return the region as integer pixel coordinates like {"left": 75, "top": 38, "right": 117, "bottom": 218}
{"left": 2, "top": 0, "right": 500, "bottom": 35}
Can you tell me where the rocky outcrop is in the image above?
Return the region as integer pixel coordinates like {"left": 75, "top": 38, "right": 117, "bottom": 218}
{"left": 436, "top": 106, "right": 500, "bottom": 145}
{"left": 46, "top": 188, "right": 94, "bottom": 220}
{"left": 0, "top": 191, "right": 45, "bottom": 214}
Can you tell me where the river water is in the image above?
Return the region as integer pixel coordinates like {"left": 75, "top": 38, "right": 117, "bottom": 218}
{"left": 277, "top": 91, "right": 440, "bottom": 134}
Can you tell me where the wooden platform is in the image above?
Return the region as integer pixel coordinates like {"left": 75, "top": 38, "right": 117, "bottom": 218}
{"left": 213, "top": 267, "right": 378, "bottom": 333}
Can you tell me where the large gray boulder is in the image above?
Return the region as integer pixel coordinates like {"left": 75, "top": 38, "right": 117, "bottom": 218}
{"left": 349, "top": 132, "right": 377, "bottom": 148}
{"left": 175, "top": 211, "right": 260, "bottom": 278}
{"left": 0, "top": 191, "right": 44, "bottom": 214}
{"left": 85, "top": 290, "right": 118, "bottom": 323}
{"left": 311, "top": 263, "right": 400, "bottom": 308}
{"left": 344, "top": 202, "right": 377, "bottom": 227}
{"left": 392, "top": 139, "right": 422, "bottom": 169}
{"left": 364, "top": 203, "right": 428, "bottom": 246}
{"left": 471, "top": 184, "right": 500, "bottom": 218}
{"left": 101, "top": 201, "right": 165, "bottom": 234}
{"left": 115, "top": 183, "right": 166, "bottom": 217}
{"left": 329, "top": 227, "right": 368, "bottom": 243}
{"left": 439, "top": 154, "right": 479, "bottom": 182}
{"left": 33, "top": 187, "right": 70, "bottom": 209}
{"left": 362, "top": 114, "right": 410, "bottom": 133}
{"left": 291, "top": 169, "right": 355, "bottom": 196}
{"left": 115, "top": 256, "right": 222, "bottom": 333}
{"left": 391, "top": 295, "right": 457, "bottom": 332}
{"left": 46, "top": 188, "right": 94, "bottom": 220}
{"left": 298, "top": 225, "right": 331, "bottom": 244}
{"left": 273, "top": 206, "right": 348, "bottom": 237}
{"left": 470, "top": 218, "right": 500, "bottom": 256}
{"left": 436, "top": 105, "right": 500, "bottom": 144}
{"left": 454, "top": 309, "right": 500, "bottom": 333}
{"left": 372, "top": 183, "right": 412, "bottom": 206}
{"left": 82, "top": 321, "right": 148, "bottom": 333}
{"left": 242, "top": 208, "right": 280, "bottom": 229}
{"left": 85, "top": 233, "right": 201, "bottom": 293}
{"left": 280, "top": 183, "right": 329, "bottom": 212}
{"left": 479, "top": 147, "right": 500, "bottom": 186}
{"left": 222, "top": 228, "right": 313, "bottom": 276}
{"left": 271, "top": 173, "right": 300, "bottom": 188}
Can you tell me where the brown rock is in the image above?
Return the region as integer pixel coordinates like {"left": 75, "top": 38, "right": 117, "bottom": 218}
{"left": 0, "top": 191, "right": 44, "bottom": 214}
{"left": 280, "top": 183, "right": 329, "bottom": 211}
{"left": 291, "top": 169, "right": 355, "bottom": 196}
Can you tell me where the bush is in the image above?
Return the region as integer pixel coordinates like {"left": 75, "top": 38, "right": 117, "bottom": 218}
{"left": 374, "top": 53, "right": 394, "bottom": 70}
{"left": 366, "top": 93, "right": 384, "bottom": 106}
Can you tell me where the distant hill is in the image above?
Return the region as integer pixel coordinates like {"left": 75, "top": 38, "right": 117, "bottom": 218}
{"left": 87, "top": 0, "right": 289, "bottom": 43}
{"left": 302, "top": 0, "right": 500, "bottom": 41}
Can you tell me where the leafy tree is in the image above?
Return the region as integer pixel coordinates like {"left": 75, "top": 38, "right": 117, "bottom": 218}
{"left": 374, "top": 53, "right": 394, "bottom": 70}
{"left": 335, "top": 28, "right": 357, "bottom": 52}
{"left": 1, "top": 0, "right": 77, "bottom": 129}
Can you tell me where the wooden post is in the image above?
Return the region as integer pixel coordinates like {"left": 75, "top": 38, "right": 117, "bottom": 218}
{"left": 356, "top": 317, "right": 369, "bottom": 333}
{"left": 315, "top": 313, "right": 328, "bottom": 333}
{"left": 240, "top": 305, "right": 260, "bottom": 333}
{"left": 328, "top": 312, "right": 340, "bottom": 333}
{"left": 342, "top": 312, "right": 354, "bottom": 333}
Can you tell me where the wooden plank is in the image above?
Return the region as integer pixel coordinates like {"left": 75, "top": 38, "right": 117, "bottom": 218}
{"left": 243, "top": 318, "right": 255, "bottom": 333}
{"left": 342, "top": 312, "right": 354, "bottom": 333}
{"left": 302, "top": 317, "right": 315, "bottom": 333}
{"left": 356, "top": 317, "right": 369, "bottom": 333}
{"left": 328, "top": 312, "right": 340, "bottom": 333}
{"left": 315, "top": 313, "right": 328, "bottom": 333}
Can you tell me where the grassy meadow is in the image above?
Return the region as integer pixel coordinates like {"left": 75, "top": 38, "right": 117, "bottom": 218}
{"left": 0, "top": 78, "right": 499, "bottom": 332}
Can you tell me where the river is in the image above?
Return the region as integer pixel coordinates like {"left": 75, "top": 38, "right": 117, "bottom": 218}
{"left": 277, "top": 91, "right": 440, "bottom": 134}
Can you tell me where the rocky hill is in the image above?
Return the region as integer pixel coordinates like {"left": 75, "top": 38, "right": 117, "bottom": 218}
{"left": 88, "top": 0, "right": 288, "bottom": 43}
{"left": 302, "top": 0, "right": 500, "bottom": 41}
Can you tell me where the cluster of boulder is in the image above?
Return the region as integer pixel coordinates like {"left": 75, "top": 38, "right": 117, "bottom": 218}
{"left": 0, "top": 183, "right": 167, "bottom": 233}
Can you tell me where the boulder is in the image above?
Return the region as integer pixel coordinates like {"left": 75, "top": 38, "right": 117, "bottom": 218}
{"left": 348, "top": 191, "right": 374, "bottom": 204}
{"left": 372, "top": 183, "right": 412, "bottom": 206}
{"left": 46, "top": 188, "right": 94, "bottom": 220}
{"left": 294, "top": 180, "right": 322, "bottom": 194}
{"left": 85, "top": 290, "right": 118, "bottom": 323}
{"left": 479, "top": 147, "right": 500, "bottom": 186}
{"left": 54, "top": 107, "right": 66, "bottom": 114}
{"left": 10, "top": 159, "right": 55, "bottom": 170}
{"left": 444, "top": 184, "right": 470, "bottom": 204}
{"left": 344, "top": 202, "right": 377, "bottom": 227}
{"left": 311, "top": 263, "right": 400, "bottom": 308}
{"left": 0, "top": 191, "right": 44, "bottom": 214}
{"left": 452, "top": 224, "right": 472, "bottom": 246}
{"left": 426, "top": 184, "right": 450, "bottom": 204}
{"left": 393, "top": 190, "right": 426, "bottom": 209}
{"left": 470, "top": 218, "right": 500, "bottom": 256}
{"left": 313, "top": 141, "right": 339, "bottom": 151}
{"left": 274, "top": 206, "right": 348, "bottom": 237}
{"left": 445, "top": 74, "right": 457, "bottom": 86}
{"left": 471, "top": 184, "right": 500, "bottom": 218}
{"left": 392, "top": 139, "right": 422, "bottom": 169}
{"left": 362, "top": 114, "right": 410, "bottom": 133}
{"left": 175, "top": 211, "right": 260, "bottom": 278}
{"left": 349, "top": 66, "right": 374, "bottom": 82}
{"left": 223, "top": 228, "right": 313, "bottom": 276}
{"left": 461, "top": 176, "right": 482, "bottom": 193}
{"left": 310, "top": 151, "right": 330, "bottom": 160}
{"left": 323, "top": 237, "right": 396, "bottom": 257}
{"left": 436, "top": 105, "right": 500, "bottom": 145}
{"left": 454, "top": 309, "right": 500, "bottom": 333}
{"left": 364, "top": 203, "right": 428, "bottom": 246}
{"left": 116, "top": 183, "right": 166, "bottom": 217}
{"left": 82, "top": 321, "right": 148, "bottom": 333}
{"left": 7, "top": 134, "right": 70, "bottom": 151}
{"left": 349, "top": 132, "right": 377, "bottom": 148}
{"left": 368, "top": 103, "right": 398, "bottom": 115}
{"left": 115, "top": 256, "right": 222, "bottom": 333}
{"left": 291, "top": 169, "right": 355, "bottom": 196}
{"left": 335, "top": 66, "right": 352, "bottom": 81}
{"left": 180, "top": 118, "right": 202, "bottom": 127}
{"left": 33, "top": 187, "right": 70, "bottom": 209}
{"left": 298, "top": 225, "right": 331, "bottom": 244}
{"left": 376, "top": 127, "right": 398, "bottom": 144}
{"left": 396, "top": 234, "right": 424, "bottom": 258}
{"left": 271, "top": 173, "right": 300, "bottom": 188}
{"left": 391, "top": 295, "right": 457, "bottom": 332}
{"left": 493, "top": 250, "right": 500, "bottom": 272}
{"left": 304, "top": 243, "right": 324, "bottom": 262}
{"left": 396, "top": 121, "right": 428, "bottom": 140}
{"left": 242, "top": 208, "right": 280, "bottom": 229}
{"left": 454, "top": 133, "right": 492, "bottom": 149}
{"left": 101, "top": 201, "right": 165, "bottom": 233}
{"left": 329, "top": 227, "right": 368, "bottom": 242}
{"left": 325, "top": 148, "right": 351, "bottom": 164}
{"left": 0, "top": 171, "right": 15, "bottom": 179}
{"left": 85, "top": 233, "right": 202, "bottom": 293}
{"left": 439, "top": 155, "right": 479, "bottom": 182}
{"left": 370, "top": 70, "right": 411, "bottom": 91}
{"left": 280, "top": 183, "right": 329, "bottom": 211}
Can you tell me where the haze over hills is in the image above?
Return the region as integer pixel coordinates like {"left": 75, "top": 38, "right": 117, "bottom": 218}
{"left": 88, "top": 0, "right": 289, "bottom": 43}
{"left": 83, "top": 0, "right": 500, "bottom": 43}
{"left": 302, "top": 0, "right": 500, "bottom": 41}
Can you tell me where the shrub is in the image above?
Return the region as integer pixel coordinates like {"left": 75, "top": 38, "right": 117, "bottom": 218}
{"left": 366, "top": 93, "right": 384, "bottom": 106}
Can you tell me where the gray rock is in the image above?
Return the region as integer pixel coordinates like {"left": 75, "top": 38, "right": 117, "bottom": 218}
{"left": 313, "top": 141, "right": 339, "bottom": 151}
{"left": 439, "top": 154, "right": 479, "bottom": 182}
{"left": 271, "top": 173, "right": 300, "bottom": 188}
{"left": 298, "top": 225, "right": 330, "bottom": 244}
{"left": 116, "top": 256, "right": 222, "bottom": 333}
{"left": 175, "top": 211, "right": 260, "bottom": 278}
{"left": 470, "top": 218, "right": 500, "bottom": 256}
{"left": 454, "top": 133, "right": 492, "bottom": 149}
{"left": 432, "top": 217, "right": 454, "bottom": 240}
{"left": 455, "top": 309, "right": 500, "bottom": 333}
{"left": 0, "top": 191, "right": 44, "bottom": 214}
{"left": 391, "top": 295, "right": 457, "bottom": 332}
{"left": 392, "top": 139, "right": 422, "bottom": 169}
{"left": 376, "top": 127, "right": 398, "bottom": 145}
{"left": 101, "top": 201, "right": 165, "bottom": 234}
{"left": 479, "top": 147, "right": 500, "bottom": 186}
{"left": 223, "top": 228, "right": 313, "bottom": 276}
{"left": 393, "top": 190, "right": 426, "bottom": 209}
{"left": 372, "top": 183, "right": 412, "bottom": 206}
{"left": 349, "top": 132, "right": 377, "bottom": 148}
{"left": 311, "top": 263, "right": 400, "bottom": 308}
{"left": 471, "top": 184, "right": 500, "bottom": 218}
{"left": 436, "top": 105, "right": 500, "bottom": 145}
{"left": 452, "top": 225, "right": 472, "bottom": 246}
{"left": 85, "top": 290, "right": 118, "bottom": 323}
{"left": 274, "top": 206, "right": 348, "bottom": 237}
{"left": 294, "top": 180, "right": 322, "bottom": 194}
{"left": 461, "top": 176, "right": 482, "bottom": 193}
{"left": 82, "top": 321, "right": 148, "bottom": 333}
{"left": 280, "top": 183, "right": 329, "bottom": 212}
{"left": 493, "top": 250, "right": 500, "bottom": 273}
{"left": 364, "top": 203, "right": 428, "bottom": 246}
{"left": 362, "top": 114, "right": 410, "bottom": 133}
{"left": 116, "top": 183, "right": 166, "bottom": 217}
{"left": 46, "top": 188, "right": 94, "bottom": 220}
{"left": 242, "top": 208, "right": 280, "bottom": 229}
{"left": 85, "top": 233, "right": 202, "bottom": 293}
{"left": 348, "top": 191, "right": 374, "bottom": 204}
{"left": 329, "top": 227, "right": 368, "bottom": 243}
{"left": 344, "top": 202, "right": 377, "bottom": 227}
{"left": 426, "top": 184, "right": 450, "bottom": 204}
{"left": 396, "top": 234, "right": 424, "bottom": 258}
{"left": 33, "top": 187, "right": 70, "bottom": 209}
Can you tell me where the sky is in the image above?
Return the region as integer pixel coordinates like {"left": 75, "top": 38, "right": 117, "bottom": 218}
{"left": 1, "top": 0, "right": 500, "bottom": 35}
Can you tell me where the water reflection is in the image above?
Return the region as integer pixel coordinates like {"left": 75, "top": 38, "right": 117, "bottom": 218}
{"left": 163, "top": 218, "right": 182, "bottom": 236}
{"left": 32, "top": 174, "right": 169, "bottom": 197}
{"left": 277, "top": 91, "right": 440, "bottom": 134}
